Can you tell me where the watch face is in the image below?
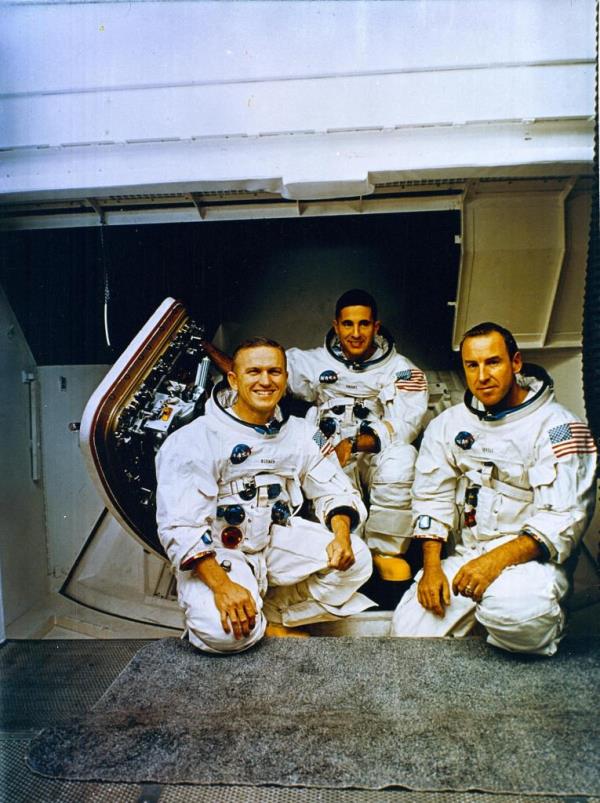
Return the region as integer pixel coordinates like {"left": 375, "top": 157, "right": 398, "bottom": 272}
{"left": 418, "top": 515, "right": 432, "bottom": 530}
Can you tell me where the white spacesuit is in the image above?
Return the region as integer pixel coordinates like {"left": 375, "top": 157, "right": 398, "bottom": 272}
{"left": 391, "top": 365, "right": 597, "bottom": 655}
{"left": 287, "top": 327, "right": 428, "bottom": 555}
{"left": 156, "top": 383, "right": 373, "bottom": 654}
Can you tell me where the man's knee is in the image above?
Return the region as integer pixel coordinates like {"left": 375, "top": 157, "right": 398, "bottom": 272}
{"left": 187, "top": 610, "right": 267, "bottom": 654}
{"left": 178, "top": 562, "right": 265, "bottom": 655}
{"left": 477, "top": 573, "right": 565, "bottom": 655}
{"left": 371, "top": 442, "right": 417, "bottom": 487}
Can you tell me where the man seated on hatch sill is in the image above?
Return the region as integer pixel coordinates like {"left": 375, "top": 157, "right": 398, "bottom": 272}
{"left": 391, "top": 321, "right": 597, "bottom": 656}
{"left": 201, "top": 289, "right": 429, "bottom": 587}
{"left": 155, "top": 337, "right": 373, "bottom": 653}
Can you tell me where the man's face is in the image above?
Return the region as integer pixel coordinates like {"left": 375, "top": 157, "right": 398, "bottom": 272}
{"left": 461, "top": 331, "right": 523, "bottom": 409}
{"left": 228, "top": 346, "right": 287, "bottom": 423}
{"left": 333, "top": 305, "right": 380, "bottom": 361}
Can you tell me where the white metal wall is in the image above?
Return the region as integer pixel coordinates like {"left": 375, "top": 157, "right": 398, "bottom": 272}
{"left": 0, "top": 288, "right": 47, "bottom": 628}
{"left": 1, "top": 0, "right": 595, "bottom": 201}
{"left": 38, "top": 365, "right": 110, "bottom": 589}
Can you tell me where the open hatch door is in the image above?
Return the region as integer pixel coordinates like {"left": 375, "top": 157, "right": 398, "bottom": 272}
{"left": 80, "top": 298, "right": 211, "bottom": 559}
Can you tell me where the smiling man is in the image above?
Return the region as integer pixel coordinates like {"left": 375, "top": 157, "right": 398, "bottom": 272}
{"left": 286, "top": 289, "right": 428, "bottom": 583}
{"left": 390, "top": 322, "right": 597, "bottom": 655}
{"left": 155, "top": 337, "right": 373, "bottom": 653}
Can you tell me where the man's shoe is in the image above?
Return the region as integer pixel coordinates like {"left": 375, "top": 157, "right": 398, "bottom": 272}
{"left": 265, "top": 622, "right": 311, "bottom": 638}
{"left": 373, "top": 554, "right": 412, "bottom": 582}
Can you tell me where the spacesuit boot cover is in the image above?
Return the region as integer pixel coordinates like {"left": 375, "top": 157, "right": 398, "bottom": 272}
{"left": 287, "top": 327, "right": 428, "bottom": 556}
{"left": 391, "top": 366, "right": 597, "bottom": 656}
{"left": 156, "top": 383, "right": 372, "bottom": 654}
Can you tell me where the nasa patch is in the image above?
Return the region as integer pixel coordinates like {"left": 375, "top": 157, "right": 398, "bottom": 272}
{"left": 455, "top": 431, "right": 475, "bottom": 450}
{"left": 319, "top": 369, "right": 338, "bottom": 384}
{"left": 230, "top": 443, "right": 252, "bottom": 464}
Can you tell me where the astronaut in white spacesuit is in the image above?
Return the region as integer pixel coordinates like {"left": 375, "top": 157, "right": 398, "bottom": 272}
{"left": 285, "top": 289, "right": 428, "bottom": 579}
{"left": 391, "top": 322, "right": 597, "bottom": 655}
{"left": 155, "top": 337, "right": 373, "bottom": 654}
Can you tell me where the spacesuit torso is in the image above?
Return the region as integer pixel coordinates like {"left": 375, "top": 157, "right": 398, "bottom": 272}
{"left": 286, "top": 327, "right": 428, "bottom": 450}
{"left": 412, "top": 365, "right": 597, "bottom": 563}
{"left": 155, "top": 383, "right": 365, "bottom": 571}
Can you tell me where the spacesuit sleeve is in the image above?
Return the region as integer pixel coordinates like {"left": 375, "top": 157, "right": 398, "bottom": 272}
{"left": 378, "top": 360, "right": 428, "bottom": 447}
{"left": 155, "top": 426, "right": 220, "bottom": 570}
{"left": 298, "top": 423, "right": 367, "bottom": 531}
{"left": 286, "top": 348, "right": 319, "bottom": 403}
{"left": 410, "top": 415, "right": 459, "bottom": 540}
{"left": 522, "top": 422, "right": 597, "bottom": 563}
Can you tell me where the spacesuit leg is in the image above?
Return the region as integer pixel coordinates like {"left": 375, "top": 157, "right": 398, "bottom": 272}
{"left": 365, "top": 442, "right": 417, "bottom": 555}
{"left": 475, "top": 561, "right": 569, "bottom": 656}
{"left": 176, "top": 549, "right": 267, "bottom": 654}
{"left": 390, "top": 554, "right": 477, "bottom": 637}
{"left": 263, "top": 519, "right": 374, "bottom": 627}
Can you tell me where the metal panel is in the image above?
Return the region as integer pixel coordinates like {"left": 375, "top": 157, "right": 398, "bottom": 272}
{"left": 452, "top": 182, "right": 578, "bottom": 349}
{"left": 545, "top": 191, "right": 591, "bottom": 347}
{"left": 0, "top": 288, "right": 47, "bottom": 628}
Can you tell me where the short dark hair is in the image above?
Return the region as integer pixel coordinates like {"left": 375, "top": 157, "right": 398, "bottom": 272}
{"left": 335, "top": 289, "right": 378, "bottom": 321}
{"left": 231, "top": 336, "right": 287, "bottom": 371}
{"left": 460, "top": 321, "right": 519, "bottom": 359}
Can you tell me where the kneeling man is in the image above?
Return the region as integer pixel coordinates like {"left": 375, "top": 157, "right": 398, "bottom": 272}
{"left": 286, "top": 289, "right": 428, "bottom": 577}
{"left": 156, "top": 337, "right": 373, "bottom": 653}
{"left": 391, "top": 322, "right": 596, "bottom": 655}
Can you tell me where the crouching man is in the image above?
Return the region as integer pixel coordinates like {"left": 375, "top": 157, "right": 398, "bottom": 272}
{"left": 156, "top": 337, "right": 373, "bottom": 654}
{"left": 391, "top": 322, "right": 597, "bottom": 655}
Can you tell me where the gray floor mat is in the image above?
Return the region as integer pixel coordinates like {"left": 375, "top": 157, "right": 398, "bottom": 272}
{"left": 0, "top": 640, "right": 153, "bottom": 730}
{"left": 5, "top": 736, "right": 600, "bottom": 803}
{"left": 26, "top": 636, "right": 600, "bottom": 795}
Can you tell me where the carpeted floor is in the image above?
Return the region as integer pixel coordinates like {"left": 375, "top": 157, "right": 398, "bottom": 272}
{"left": 27, "top": 636, "right": 600, "bottom": 795}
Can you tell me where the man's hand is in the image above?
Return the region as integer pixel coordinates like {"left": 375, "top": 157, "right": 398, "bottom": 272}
{"left": 334, "top": 432, "right": 380, "bottom": 467}
{"left": 452, "top": 534, "right": 543, "bottom": 602}
{"left": 417, "top": 538, "right": 450, "bottom": 616}
{"left": 212, "top": 580, "right": 257, "bottom": 639}
{"left": 334, "top": 438, "right": 353, "bottom": 468}
{"left": 193, "top": 556, "right": 257, "bottom": 639}
{"left": 417, "top": 565, "right": 451, "bottom": 617}
{"left": 327, "top": 513, "right": 355, "bottom": 571}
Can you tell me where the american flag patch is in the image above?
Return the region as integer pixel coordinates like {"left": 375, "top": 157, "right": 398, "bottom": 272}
{"left": 313, "top": 430, "right": 335, "bottom": 456}
{"left": 548, "top": 422, "right": 597, "bottom": 458}
{"left": 395, "top": 369, "right": 428, "bottom": 392}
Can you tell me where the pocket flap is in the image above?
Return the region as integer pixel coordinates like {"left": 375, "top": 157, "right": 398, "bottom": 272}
{"left": 528, "top": 462, "right": 557, "bottom": 488}
{"left": 307, "top": 457, "right": 337, "bottom": 483}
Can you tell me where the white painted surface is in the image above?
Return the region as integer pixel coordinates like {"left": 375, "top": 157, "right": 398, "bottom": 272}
{"left": 0, "top": 0, "right": 594, "bottom": 200}
{"left": 3, "top": 0, "right": 594, "bottom": 95}
{"left": 453, "top": 181, "right": 590, "bottom": 350}
{"left": 38, "top": 364, "right": 110, "bottom": 588}
{"left": 0, "top": 287, "right": 47, "bottom": 627}
{"left": 522, "top": 349, "right": 586, "bottom": 422}
{"left": 2, "top": 64, "right": 594, "bottom": 149}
